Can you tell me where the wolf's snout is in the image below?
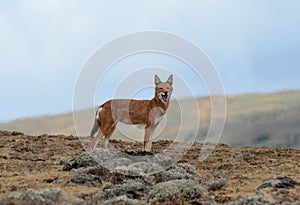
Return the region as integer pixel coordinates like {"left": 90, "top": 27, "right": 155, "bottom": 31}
{"left": 161, "top": 92, "right": 169, "bottom": 102}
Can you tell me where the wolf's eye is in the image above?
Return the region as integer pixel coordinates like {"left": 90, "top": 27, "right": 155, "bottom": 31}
{"left": 159, "top": 87, "right": 163, "bottom": 90}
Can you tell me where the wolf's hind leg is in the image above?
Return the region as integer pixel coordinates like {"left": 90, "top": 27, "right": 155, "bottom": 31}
{"left": 90, "top": 131, "right": 104, "bottom": 151}
{"left": 100, "top": 125, "right": 116, "bottom": 149}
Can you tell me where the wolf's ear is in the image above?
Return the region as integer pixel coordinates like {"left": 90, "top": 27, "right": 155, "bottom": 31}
{"left": 154, "top": 74, "right": 161, "bottom": 85}
{"left": 167, "top": 74, "right": 173, "bottom": 85}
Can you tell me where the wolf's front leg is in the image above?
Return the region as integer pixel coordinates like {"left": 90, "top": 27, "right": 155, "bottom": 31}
{"left": 145, "top": 141, "right": 152, "bottom": 152}
{"left": 143, "top": 126, "right": 153, "bottom": 152}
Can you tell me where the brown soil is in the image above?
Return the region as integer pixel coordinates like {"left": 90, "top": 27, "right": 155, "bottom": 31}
{"left": 0, "top": 131, "right": 299, "bottom": 203}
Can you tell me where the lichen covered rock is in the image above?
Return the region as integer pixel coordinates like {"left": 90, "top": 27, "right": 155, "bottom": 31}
{"left": 147, "top": 179, "right": 207, "bottom": 203}
{"left": 226, "top": 195, "right": 275, "bottom": 205}
{"left": 0, "top": 187, "right": 63, "bottom": 205}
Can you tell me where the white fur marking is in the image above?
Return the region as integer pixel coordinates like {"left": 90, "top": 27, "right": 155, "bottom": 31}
{"left": 145, "top": 141, "right": 152, "bottom": 152}
{"left": 100, "top": 136, "right": 108, "bottom": 149}
{"left": 157, "top": 92, "right": 169, "bottom": 104}
{"left": 104, "top": 139, "right": 109, "bottom": 149}
{"left": 154, "top": 115, "right": 163, "bottom": 127}
{"left": 96, "top": 107, "right": 103, "bottom": 120}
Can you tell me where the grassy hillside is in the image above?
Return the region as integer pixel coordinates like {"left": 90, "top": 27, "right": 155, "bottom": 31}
{"left": 222, "top": 90, "right": 300, "bottom": 148}
{"left": 1, "top": 90, "right": 300, "bottom": 148}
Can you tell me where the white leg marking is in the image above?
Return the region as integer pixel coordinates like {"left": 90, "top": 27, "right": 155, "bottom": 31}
{"left": 103, "top": 138, "right": 109, "bottom": 149}
{"left": 145, "top": 141, "right": 152, "bottom": 152}
{"left": 100, "top": 136, "right": 108, "bottom": 149}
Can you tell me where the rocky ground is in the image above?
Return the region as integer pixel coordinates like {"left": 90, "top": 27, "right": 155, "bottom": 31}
{"left": 0, "top": 130, "right": 299, "bottom": 204}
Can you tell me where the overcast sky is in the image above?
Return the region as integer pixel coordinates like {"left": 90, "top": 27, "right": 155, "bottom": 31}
{"left": 1, "top": 0, "right": 300, "bottom": 121}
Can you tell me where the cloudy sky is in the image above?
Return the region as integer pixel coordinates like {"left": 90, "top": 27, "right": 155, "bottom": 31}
{"left": 1, "top": 0, "right": 300, "bottom": 121}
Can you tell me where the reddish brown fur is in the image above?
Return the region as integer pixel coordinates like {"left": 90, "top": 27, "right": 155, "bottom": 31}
{"left": 90, "top": 75, "right": 173, "bottom": 152}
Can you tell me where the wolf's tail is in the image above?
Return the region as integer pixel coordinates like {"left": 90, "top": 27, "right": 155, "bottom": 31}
{"left": 90, "top": 119, "right": 99, "bottom": 138}
{"left": 90, "top": 107, "right": 102, "bottom": 138}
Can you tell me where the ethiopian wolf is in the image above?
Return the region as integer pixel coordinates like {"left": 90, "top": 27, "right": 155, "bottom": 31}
{"left": 90, "top": 74, "right": 173, "bottom": 152}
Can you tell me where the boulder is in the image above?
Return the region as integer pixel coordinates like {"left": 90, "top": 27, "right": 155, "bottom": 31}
{"left": 102, "top": 180, "right": 150, "bottom": 200}
{"left": 69, "top": 173, "right": 101, "bottom": 186}
{"left": 151, "top": 163, "right": 196, "bottom": 183}
{"left": 0, "top": 187, "right": 63, "bottom": 205}
{"left": 206, "top": 179, "right": 227, "bottom": 191}
{"left": 112, "top": 161, "right": 164, "bottom": 184}
{"left": 226, "top": 195, "right": 275, "bottom": 205}
{"left": 102, "top": 195, "right": 147, "bottom": 205}
{"left": 147, "top": 179, "right": 208, "bottom": 203}
{"left": 256, "top": 176, "right": 299, "bottom": 193}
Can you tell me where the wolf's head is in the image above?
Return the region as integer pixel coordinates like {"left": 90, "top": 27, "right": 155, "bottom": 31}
{"left": 154, "top": 74, "right": 173, "bottom": 104}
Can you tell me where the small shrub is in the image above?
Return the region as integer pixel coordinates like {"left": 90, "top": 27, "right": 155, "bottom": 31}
{"left": 11, "top": 131, "right": 24, "bottom": 136}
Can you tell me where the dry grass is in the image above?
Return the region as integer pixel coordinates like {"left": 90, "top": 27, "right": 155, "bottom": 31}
{"left": 0, "top": 133, "right": 299, "bottom": 203}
